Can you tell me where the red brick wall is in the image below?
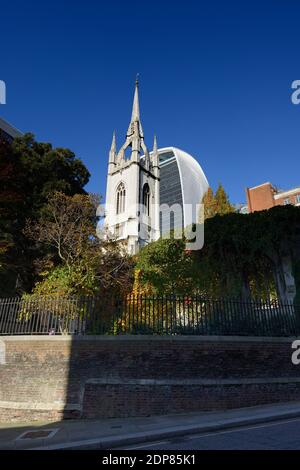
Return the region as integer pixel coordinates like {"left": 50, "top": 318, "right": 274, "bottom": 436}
{"left": 246, "top": 183, "right": 275, "bottom": 212}
{"left": 0, "top": 336, "right": 299, "bottom": 422}
{"left": 275, "top": 193, "right": 300, "bottom": 206}
{"left": 246, "top": 184, "right": 300, "bottom": 212}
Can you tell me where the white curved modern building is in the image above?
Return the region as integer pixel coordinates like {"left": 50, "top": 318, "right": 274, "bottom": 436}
{"left": 0, "top": 117, "right": 22, "bottom": 143}
{"left": 150, "top": 147, "right": 209, "bottom": 234}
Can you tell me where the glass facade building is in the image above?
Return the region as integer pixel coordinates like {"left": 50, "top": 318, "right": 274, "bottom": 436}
{"left": 0, "top": 117, "right": 22, "bottom": 143}
{"left": 144, "top": 147, "right": 209, "bottom": 235}
{"left": 159, "top": 152, "right": 184, "bottom": 233}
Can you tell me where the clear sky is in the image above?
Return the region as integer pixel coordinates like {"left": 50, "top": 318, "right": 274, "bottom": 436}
{"left": 1, "top": 0, "right": 300, "bottom": 204}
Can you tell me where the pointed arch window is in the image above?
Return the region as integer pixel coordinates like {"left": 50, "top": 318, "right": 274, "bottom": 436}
{"left": 143, "top": 183, "right": 150, "bottom": 216}
{"left": 116, "top": 182, "right": 126, "bottom": 214}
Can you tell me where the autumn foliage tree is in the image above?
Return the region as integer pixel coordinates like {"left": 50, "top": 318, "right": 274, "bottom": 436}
{"left": 215, "top": 183, "right": 235, "bottom": 215}
{"left": 201, "top": 183, "right": 235, "bottom": 220}
{"left": 24, "top": 191, "right": 134, "bottom": 297}
{"left": 201, "top": 187, "right": 216, "bottom": 220}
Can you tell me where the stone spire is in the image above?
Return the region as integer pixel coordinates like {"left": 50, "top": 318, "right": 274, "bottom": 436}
{"left": 115, "top": 77, "right": 149, "bottom": 164}
{"left": 153, "top": 134, "right": 158, "bottom": 154}
{"left": 127, "top": 75, "right": 144, "bottom": 138}
{"left": 152, "top": 134, "right": 159, "bottom": 170}
{"left": 110, "top": 130, "right": 116, "bottom": 153}
{"left": 108, "top": 131, "right": 116, "bottom": 169}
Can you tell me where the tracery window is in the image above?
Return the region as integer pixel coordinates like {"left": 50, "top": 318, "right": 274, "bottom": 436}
{"left": 143, "top": 183, "right": 150, "bottom": 216}
{"left": 116, "top": 182, "right": 126, "bottom": 214}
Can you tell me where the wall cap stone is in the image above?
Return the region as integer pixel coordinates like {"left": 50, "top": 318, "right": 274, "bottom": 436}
{"left": 0, "top": 401, "right": 80, "bottom": 411}
{"left": 85, "top": 377, "right": 300, "bottom": 386}
{"left": 0, "top": 334, "right": 297, "bottom": 343}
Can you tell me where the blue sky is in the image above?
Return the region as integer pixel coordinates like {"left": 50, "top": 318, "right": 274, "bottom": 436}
{"left": 1, "top": 0, "right": 300, "bottom": 203}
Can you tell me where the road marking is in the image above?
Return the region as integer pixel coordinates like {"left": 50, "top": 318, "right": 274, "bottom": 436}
{"left": 122, "top": 440, "right": 169, "bottom": 450}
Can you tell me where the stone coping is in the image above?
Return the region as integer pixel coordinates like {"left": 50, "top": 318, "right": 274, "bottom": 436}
{"left": 86, "top": 377, "right": 300, "bottom": 385}
{"left": 1, "top": 377, "right": 300, "bottom": 412}
{"left": 0, "top": 334, "right": 297, "bottom": 343}
{"left": 0, "top": 401, "right": 80, "bottom": 411}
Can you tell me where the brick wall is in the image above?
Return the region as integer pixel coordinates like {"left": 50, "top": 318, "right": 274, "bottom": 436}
{"left": 246, "top": 183, "right": 275, "bottom": 212}
{"left": 275, "top": 193, "right": 300, "bottom": 206}
{"left": 0, "top": 335, "right": 299, "bottom": 422}
{"left": 246, "top": 183, "right": 300, "bottom": 212}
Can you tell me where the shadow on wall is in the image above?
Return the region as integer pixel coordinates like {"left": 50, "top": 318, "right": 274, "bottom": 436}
{"left": 1, "top": 334, "right": 300, "bottom": 434}
{"left": 65, "top": 335, "right": 300, "bottom": 420}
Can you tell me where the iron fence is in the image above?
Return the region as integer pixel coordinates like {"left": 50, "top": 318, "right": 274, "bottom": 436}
{"left": 0, "top": 294, "right": 299, "bottom": 337}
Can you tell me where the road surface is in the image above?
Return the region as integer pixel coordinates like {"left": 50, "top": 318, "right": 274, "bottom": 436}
{"left": 121, "top": 417, "right": 300, "bottom": 450}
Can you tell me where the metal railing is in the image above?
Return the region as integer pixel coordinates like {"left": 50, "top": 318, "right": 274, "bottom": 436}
{"left": 0, "top": 294, "right": 299, "bottom": 337}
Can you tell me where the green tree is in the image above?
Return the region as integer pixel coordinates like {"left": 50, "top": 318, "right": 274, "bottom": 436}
{"left": 195, "top": 211, "right": 275, "bottom": 300}
{"left": 136, "top": 237, "right": 197, "bottom": 295}
{"left": 195, "top": 205, "right": 300, "bottom": 303}
{"left": 0, "top": 134, "right": 90, "bottom": 296}
{"left": 132, "top": 206, "right": 300, "bottom": 304}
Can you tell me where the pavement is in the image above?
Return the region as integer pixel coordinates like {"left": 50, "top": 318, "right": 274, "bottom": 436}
{"left": 1, "top": 401, "right": 300, "bottom": 450}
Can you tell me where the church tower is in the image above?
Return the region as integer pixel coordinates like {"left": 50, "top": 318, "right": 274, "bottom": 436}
{"left": 104, "top": 79, "right": 160, "bottom": 254}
